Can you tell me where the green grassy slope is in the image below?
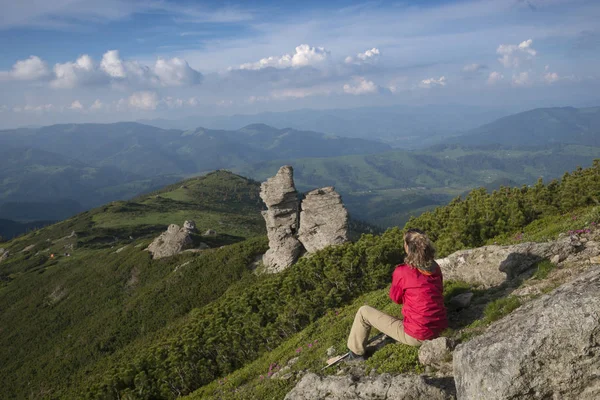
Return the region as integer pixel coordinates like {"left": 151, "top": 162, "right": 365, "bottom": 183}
{"left": 0, "top": 171, "right": 267, "bottom": 399}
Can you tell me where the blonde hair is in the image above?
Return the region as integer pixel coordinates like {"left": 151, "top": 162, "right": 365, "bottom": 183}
{"left": 404, "top": 229, "right": 436, "bottom": 271}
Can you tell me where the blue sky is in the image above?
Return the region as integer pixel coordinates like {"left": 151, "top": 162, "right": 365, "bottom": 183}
{"left": 0, "top": 0, "right": 599, "bottom": 127}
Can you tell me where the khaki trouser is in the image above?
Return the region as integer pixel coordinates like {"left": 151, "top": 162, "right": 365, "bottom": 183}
{"left": 347, "top": 305, "right": 422, "bottom": 355}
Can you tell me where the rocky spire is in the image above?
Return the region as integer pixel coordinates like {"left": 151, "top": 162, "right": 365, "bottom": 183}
{"left": 260, "top": 166, "right": 303, "bottom": 272}
{"left": 259, "top": 166, "right": 350, "bottom": 272}
{"left": 298, "top": 187, "right": 349, "bottom": 253}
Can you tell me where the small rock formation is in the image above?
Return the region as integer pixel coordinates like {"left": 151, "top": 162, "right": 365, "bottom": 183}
{"left": 21, "top": 244, "right": 36, "bottom": 253}
{"left": 453, "top": 266, "right": 600, "bottom": 399}
{"left": 0, "top": 249, "right": 8, "bottom": 263}
{"left": 298, "top": 187, "right": 349, "bottom": 253}
{"left": 436, "top": 236, "right": 584, "bottom": 287}
{"left": 260, "top": 166, "right": 303, "bottom": 272}
{"left": 203, "top": 229, "right": 217, "bottom": 237}
{"left": 284, "top": 373, "right": 455, "bottom": 400}
{"left": 146, "top": 220, "right": 196, "bottom": 259}
{"left": 260, "top": 166, "right": 350, "bottom": 272}
{"left": 418, "top": 337, "right": 454, "bottom": 373}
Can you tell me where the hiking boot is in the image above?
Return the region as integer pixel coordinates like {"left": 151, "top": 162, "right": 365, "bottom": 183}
{"left": 344, "top": 350, "right": 366, "bottom": 363}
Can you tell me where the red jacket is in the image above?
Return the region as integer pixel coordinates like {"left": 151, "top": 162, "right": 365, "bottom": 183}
{"left": 389, "top": 263, "right": 448, "bottom": 341}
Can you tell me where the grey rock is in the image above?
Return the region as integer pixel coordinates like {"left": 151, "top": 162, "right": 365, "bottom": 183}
{"left": 203, "top": 229, "right": 217, "bottom": 236}
{"left": 551, "top": 254, "right": 561, "bottom": 264}
{"left": 146, "top": 223, "right": 194, "bottom": 259}
{"left": 284, "top": 372, "right": 455, "bottom": 400}
{"left": 260, "top": 166, "right": 303, "bottom": 272}
{"left": 448, "top": 292, "right": 473, "bottom": 309}
{"left": 183, "top": 220, "right": 197, "bottom": 232}
{"left": 453, "top": 266, "right": 600, "bottom": 400}
{"left": 436, "top": 237, "right": 576, "bottom": 287}
{"left": 327, "top": 346, "right": 336, "bottom": 357}
{"left": 298, "top": 187, "right": 349, "bottom": 253}
{"left": 21, "top": 244, "right": 36, "bottom": 253}
{"left": 418, "top": 337, "right": 454, "bottom": 372}
{"left": 0, "top": 250, "right": 8, "bottom": 263}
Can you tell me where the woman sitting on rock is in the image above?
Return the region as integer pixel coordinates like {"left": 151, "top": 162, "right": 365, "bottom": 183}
{"left": 346, "top": 228, "right": 447, "bottom": 359}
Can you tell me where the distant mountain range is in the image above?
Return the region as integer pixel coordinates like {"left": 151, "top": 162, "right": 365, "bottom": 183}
{"left": 448, "top": 106, "right": 600, "bottom": 147}
{"left": 1, "top": 105, "right": 599, "bottom": 228}
{"left": 139, "top": 104, "right": 517, "bottom": 149}
{"left": 0, "top": 122, "right": 390, "bottom": 221}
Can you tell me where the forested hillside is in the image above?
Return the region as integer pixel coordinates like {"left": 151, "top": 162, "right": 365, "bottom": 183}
{"left": 2, "top": 160, "right": 597, "bottom": 399}
{"left": 242, "top": 144, "right": 600, "bottom": 227}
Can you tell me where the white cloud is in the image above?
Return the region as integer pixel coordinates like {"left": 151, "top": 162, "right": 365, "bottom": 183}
{"left": 51, "top": 54, "right": 99, "bottom": 89}
{"left": 544, "top": 71, "right": 560, "bottom": 84}
{"left": 497, "top": 39, "right": 537, "bottom": 68}
{"left": 100, "top": 50, "right": 126, "bottom": 78}
{"left": 10, "top": 55, "right": 50, "bottom": 80}
{"left": 512, "top": 71, "right": 531, "bottom": 87}
{"left": 237, "top": 44, "right": 330, "bottom": 70}
{"left": 419, "top": 76, "right": 447, "bottom": 88}
{"left": 154, "top": 57, "right": 202, "bottom": 86}
{"left": 163, "top": 96, "right": 184, "bottom": 108}
{"left": 69, "top": 100, "right": 84, "bottom": 110}
{"left": 128, "top": 91, "right": 159, "bottom": 110}
{"left": 487, "top": 71, "right": 504, "bottom": 85}
{"left": 35, "top": 50, "right": 203, "bottom": 89}
{"left": 90, "top": 99, "right": 104, "bottom": 110}
{"left": 271, "top": 87, "right": 332, "bottom": 99}
{"left": 343, "top": 77, "right": 379, "bottom": 95}
{"left": 345, "top": 48, "right": 381, "bottom": 64}
{"left": 0, "top": 55, "right": 50, "bottom": 81}
{"left": 23, "top": 104, "right": 53, "bottom": 112}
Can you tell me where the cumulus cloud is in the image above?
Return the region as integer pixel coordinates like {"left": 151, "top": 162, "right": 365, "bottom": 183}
{"left": 29, "top": 50, "right": 203, "bottom": 89}
{"left": 271, "top": 86, "right": 332, "bottom": 99}
{"left": 90, "top": 99, "right": 104, "bottom": 111}
{"left": 154, "top": 58, "right": 202, "bottom": 86}
{"left": 0, "top": 55, "right": 50, "bottom": 81}
{"left": 419, "top": 76, "right": 447, "bottom": 88}
{"left": 343, "top": 77, "right": 379, "bottom": 95}
{"left": 345, "top": 48, "right": 381, "bottom": 64}
{"left": 100, "top": 50, "right": 126, "bottom": 78}
{"left": 69, "top": 100, "right": 84, "bottom": 110}
{"left": 497, "top": 39, "right": 537, "bottom": 68}
{"left": 128, "top": 91, "right": 159, "bottom": 110}
{"left": 487, "top": 71, "right": 504, "bottom": 85}
{"left": 544, "top": 71, "right": 560, "bottom": 84}
{"left": 237, "top": 44, "right": 330, "bottom": 70}
{"left": 512, "top": 71, "right": 531, "bottom": 87}
{"left": 51, "top": 54, "right": 101, "bottom": 89}
{"left": 23, "top": 104, "right": 53, "bottom": 112}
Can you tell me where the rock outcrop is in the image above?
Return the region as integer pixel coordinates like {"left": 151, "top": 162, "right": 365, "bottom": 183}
{"left": 259, "top": 166, "right": 350, "bottom": 272}
{"left": 0, "top": 249, "right": 8, "bottom": 263}
{"left": 418, "top": 337, "right": 454, "bottom": 373}
{"left": 146, "top": 220, "right": 196, "bottom": 259}
{"left": 436, "top": 236, "right": 586, "bottom": 287}
{"left": 260, "top": 166, "right": 303, "bottom": 272}
{"left": 284, "top": 373, "right": 455, "bottom": 400}
{"left": 298, "top": 187, "right": 349, "bottom": 253}
{"left": 453, "top": 266, "right": 600, "bottom": 399}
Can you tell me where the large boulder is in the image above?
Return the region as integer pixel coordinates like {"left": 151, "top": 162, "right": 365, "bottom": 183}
{"left": 284, "top": 372, "right": 455, "bottom": 400}
{"left": 298, "top": 187, "right": 349, "bottom": 253}
{"left": 260, "top": 166, "right": 303, "bottom": 272}
{"left": 146, "top": 220, "right": 196, "bottom": 259}
{"left": 436, "top": 237, "right": 579, "bottom": 287}
{"left": 453, "top": 266, "right": 600, "bottom": 399}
